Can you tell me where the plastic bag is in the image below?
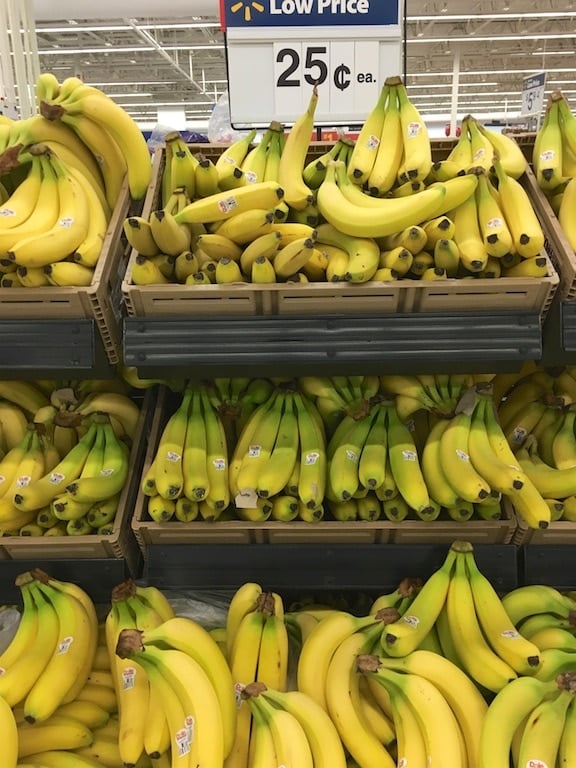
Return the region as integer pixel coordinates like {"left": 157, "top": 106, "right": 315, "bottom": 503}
{"left": 208, "top": 91, "right": 252, "bottom": 144}
{"left": 0, "top": 608, "right": 21, "bottom": 655}
{"left": 154, "top": 589, "right": 233, "bottom": 630}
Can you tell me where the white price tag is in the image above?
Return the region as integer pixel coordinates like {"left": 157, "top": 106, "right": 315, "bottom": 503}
{"left": 521, "top": 72, "right": 546, "bottom": 117}
{"left": 223, "top": 0, "right": 403, "bottom": 126}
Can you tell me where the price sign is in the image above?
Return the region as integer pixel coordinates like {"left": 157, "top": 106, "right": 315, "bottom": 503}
{"left": 521, "top": 72, "right": 546, "bottom": 117}
{"left": 221, "top": 0, "right": 404, "bottom": 127}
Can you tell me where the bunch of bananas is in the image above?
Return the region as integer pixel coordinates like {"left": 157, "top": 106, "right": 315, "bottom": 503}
{"left": 0, "top": 73, "right": 151, "bottom": 288}
{"left": 0, "top": 377, "right": 140, "bottom": 536}
{"left": 533, "top": 90, "right": 576, "bottom": 246}
{"left": 139, "top": 372, "right": 576, "bottom": 529}
{"left": 126, "top": 76, "right": 550, "bottom": 290}
{"left": 491, "top": 364, "right": 576, "bottom": 522}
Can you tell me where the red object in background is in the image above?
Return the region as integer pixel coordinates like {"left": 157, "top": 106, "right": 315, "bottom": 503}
{"left": 220, "top": 0, "right": 226, "bottom": 31}
{"left": 445, "top": 124, "right": 462, "bottom": 137}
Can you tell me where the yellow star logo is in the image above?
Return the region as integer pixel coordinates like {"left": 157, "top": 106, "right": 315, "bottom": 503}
{"left": 230, "top": 1, "right": 265, "bottom": 22}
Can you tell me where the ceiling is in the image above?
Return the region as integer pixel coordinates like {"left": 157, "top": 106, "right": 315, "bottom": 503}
{"left": 24, "top": 0, "right": 576, "bottom": 131}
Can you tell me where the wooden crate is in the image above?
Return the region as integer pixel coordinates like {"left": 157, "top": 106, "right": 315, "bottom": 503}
{"left": 131, "top": 387, "right": 517, "bottom": 554}
{"left": 123, "top": 140, "right": 559, "bottom": 321}
{"left": 0, "top": 389, "right": 155, "bottom": 574}
{"left": 0, "top": 176, "right": 133, "bottom": 364}
{"left": 512, "top": 516, "right": 576, "bottom": 545}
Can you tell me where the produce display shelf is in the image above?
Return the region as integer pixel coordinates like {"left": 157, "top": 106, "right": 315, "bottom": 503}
{"left": 539, "top": 295, "right": 576, "bottom": 367}
{"left": 0, "top": 557, "right": 130, "bottom": 605}
{"left": 132, "top": 386, "right": 517, "bottom": 553}
{"left": 512, "top": 515, "right": 576, "bottom": 546}
{"left": 140, "top": 542, "right": 519, "bottom": 593}
{"left": 0, "top": 318, "right": 115, "bottom": 378}
{"left": 123, "top": 311, "right": 542, "bottom": 378}
{"left": 0, "top": 176, "right": 134, "bottom": 366}
{"left": 520, "top": 545, "right": 576, "bottom": 591}
{"left": 0, "top": 388, "right": 156, "bottom": 575}
{"left": 122, "top": 142, "right": 558, "bottom": 322}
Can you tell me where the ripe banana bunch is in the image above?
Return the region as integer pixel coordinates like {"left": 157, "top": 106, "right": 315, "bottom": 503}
{"left": 0, "top": 142, "right": 110, "bottom": 282}
{"left": 142, "top": 385, "right": 231, "bottom": 522}
{"left": 103, "top": 578, "right": 175, "bottom": 766}
{"left": 229, "top": 388, "right": 326, "bottom": 523}
{"left": 37, "top": 72, "right": 151, "bottom": 202}
{"left": 299, "top": 374, "right": 379, "bottom": 433}
{"left": 381, "top": 372, "right": 475, "bottom": 419}
{"left": 9, "top": 414, "right": 130, "bottom": 537}
{"left": 479, "top": 669, "right": 576, "bottom": 768}
{"left": 0, "top": 567, "right": 99, "bottom": 732}
{"left": 241, "top": 681, "right": 347, "bottom": 768}
{"left": 223, "top": 582, "right": 291, "bottom": 767}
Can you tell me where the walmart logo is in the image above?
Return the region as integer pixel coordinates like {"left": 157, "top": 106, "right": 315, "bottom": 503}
{"left": 230, "top": 1, "right": 265, "bottom": 21}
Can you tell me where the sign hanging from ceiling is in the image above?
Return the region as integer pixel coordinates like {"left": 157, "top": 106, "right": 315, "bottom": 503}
{"left": 521, "top": 72, "right": 546, "bottom": 118}
{"left": 221, "top": 0, "right": 405, "bottom": 127}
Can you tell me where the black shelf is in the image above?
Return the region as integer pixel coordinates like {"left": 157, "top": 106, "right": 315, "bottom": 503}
{"left": 520, "top": 545, "right": 576, "bottom": 591}
{"left": 539, "top": 296, "right": 576, "bottom": 366}
{"left": 0, "top": 558, "right": 129, "bottom": 605}
{"left": 141, "top": 542, "right": 519, "bottom": 593}
{"left": 124, "top": 311, "right": 541, "bottom": 378}
{"left": 0, "top": 319, "right": 115, "bottom": 378}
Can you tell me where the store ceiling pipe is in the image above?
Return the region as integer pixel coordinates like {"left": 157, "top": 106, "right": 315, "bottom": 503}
{"left": 32, "top": 0, "right": 219, "bottom": 21}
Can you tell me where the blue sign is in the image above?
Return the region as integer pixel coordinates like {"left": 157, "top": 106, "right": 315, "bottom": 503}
{"left": 224, "top": 0, "right": 398, "bottom": 28}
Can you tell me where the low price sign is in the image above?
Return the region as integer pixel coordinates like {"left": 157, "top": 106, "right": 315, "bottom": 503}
{"left": 221, "top": 0, "right": 405, "bottom": 126}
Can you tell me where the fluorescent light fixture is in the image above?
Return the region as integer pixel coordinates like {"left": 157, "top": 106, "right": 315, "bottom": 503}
{"left": 408, "top": 11, "right": 576, "bottom": 21}
{"left": 39, "top": 45, "right": 225, "bottom": 55}
{"left": 37, "top": 22, "right": 220, "bottom": 33}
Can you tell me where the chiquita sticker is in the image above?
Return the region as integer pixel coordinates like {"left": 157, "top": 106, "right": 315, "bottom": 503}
{"left": 402, "top": 615, "right": 419, "bottom": 628}
{"left": 402, "top": 449, "right": 417, "bottom": 461}
{"left": 455, "top": 449, "right": 470, "bottom": 462}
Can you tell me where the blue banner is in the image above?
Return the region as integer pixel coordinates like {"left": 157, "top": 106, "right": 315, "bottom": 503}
{"left": 224, "top": 0, "right": 399, "bottom": 28}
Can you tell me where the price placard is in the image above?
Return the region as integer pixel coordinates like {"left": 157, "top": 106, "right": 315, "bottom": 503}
{"left": 521, "top": 72, "right": 546, "bottom": 117}
{"left": 222, "top": 0, "right": 404, "bottom": 127}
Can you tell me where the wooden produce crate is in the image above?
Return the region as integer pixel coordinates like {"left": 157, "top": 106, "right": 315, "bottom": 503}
{"left": 0, "top": 176, "right": 133, "bottom": 365}
{"left": 122, "top": 147, "right": 407, "bottom": 316}
{"left": 512, "top": 516, "right": 576, "bottom": 545}
{"left": 131, "top": 387, "right": 517, "bottom": 554}
{"left": 0, "top": 389, "right": 155, "bottom": 574}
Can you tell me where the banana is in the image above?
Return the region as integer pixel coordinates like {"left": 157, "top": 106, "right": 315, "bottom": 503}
{"left": 448, "top": 180, "right": 487, "bottom": 272}
{"left": 239, "top": 230, "right": 282, "bottom": 276}
{"left": 464, "top": 548, "right": 541, "bottom": 674}
{"left": 395, "top": 79, "right": 432, "bottom": 183}
{"left": 475, "top": 168, "right": 513, "bottom": 258}
{"left": 24, "top": 577, "right": 95, "bottom": 723}
{"left": 315, "top": 223, "right": 380, "bottom": 284}
{"left": 493, "top": 155, "right": 545, "bottom": 258}
{"left": 382, "top": 546, "right": 457, "bottom": 656}
{"left": 277, "top": 86, "right": 317, "bottom": 210}
{"left": 196, "top": 232, "right": 243, "bottom": 262}
{"left": 257, "top": 608, "right": 289, "bottom": 692}
{"left": 378, "top": 224, "right": 427, "bottom": 255}
{"left": 293, "top": 393, "right": 326, "bottom": 511}
{"left": 0, "top": 581, "right": 60, "bottom": 707}
{"left": 215, "top": 128, "right": 257, "bottom": 180}
{"left": 153, "top": 388, "right": 192, "bottom": 501}
{"left": 446, "top": 546, "right": 518, "bottom": 693}
{"left": 55, "top": 699, "right": 109, "bottom": 730}
{"left": 59, "top": 110, "right": 127, "bottom": 209}
{"left": 260, "top": 686, "right": 347, "bottom": 768}
{"left": 250, "top": 690, "right": 313, "bottom": 768}
{"left": 124, "top": 216, "right": 160, "bottom": 258}
{"left": 235, "top": 391, "right": 283, "bottom": 499}
{"left": 439, "top": 408, "right": 492, "bottom": 502}
{"left": 17, "top": 717, "right": 94, "bottom": 759}
{"left": 367, "top": 83, "right": 403, "bottom": 196}
{"left": 358, "top": 656, "right": 463, "bottom": 768}
{"left": 327, "top": 411, "right": 375, "bottom": 501}
{"left": 534, "top": 98, "right": 565, "bottom": 191}
{"left": 373, "top": 648, "right": 487, "bottom": 768}
{"left": 65, "top": 421, "right": 128, "bottom": 503}
{"left": 477, "top": 122, "right": 526, "bottom": 179}
{"left": 215, "top": 255, "right": 244, "bottom": 283}
{"left": 225, "top": 607, "right": 266, "bottom": 768}
{"left": 42, "top": 83, "right": 151, "bottom": 200}
{"left": 325, "top": 624, "right": 396, "bottom": 768}
{"left": 212, "top": 208, "right": 276, "bottom": 245}
{"left": 518, "top": 688, "right": 574, "bottom": 768}
{"left": 195, "top": 390, "right": 228, "bottom": 513}
{"left": 558, "top": 695, "right": 576, "bottom": 768}
{"left": 386, "top": 404, "right": 432, "bottom": 516}
{"left": 256, "top": 392, "right": 299, "bottom": 498}
{"left": 45, "top": 262, "right": 94, "bottom": 287}
{"left": 273, "top": 235, "right": 315, "bottom": 280}
{"left": 465, "top": 114, "right": 495, "bottom": 172}
{"left": 0, "top": 152, "right": 44, "bottom": 230}
{"left": 13, "top": 422, "right": 98, "bottom": 513}
{"left": 317, "top": 160, "right": 446, "bottom": 239}
{"left": 175, "top": 181, "right": 283, "bottom": 226}
{"left": 7, "top": 150, "right": 90, "bottom": 269}
{"left": 559, "top": 176, "right": 576, "bottom": 252}
{"left": 297, "top": 611, "right": 378, "bottom": 711}
{"left": 348, "top": 84, "right": 389, "bottom": 185}
{"left": 357, "top": 404, "right": 388, "bottom": 491}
